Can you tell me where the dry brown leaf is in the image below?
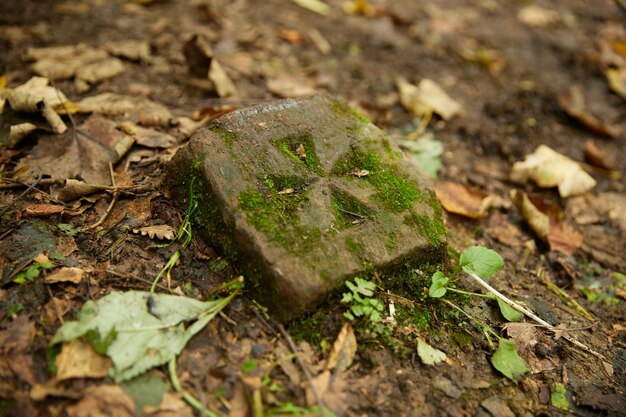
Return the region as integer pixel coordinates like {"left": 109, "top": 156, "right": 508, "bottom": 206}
{"left": 511, "top": 190, "right": 582, "bottom": 255}
{"left": 517, "top": 5, "right": 559, "bottom": 27}
{"left": 485, "top": 212, "right": 524, "bottom": 248}
{"left": 606, "top": 67, "right": 626, "bottom": 100}
{"left": 397, "top": 77, "right": 461, "bottom": 121}
{"left": 14, "top": 115, "right": 134, "bottom": 185}
{"left": 599, "top": 192, "right": 626, "bottom": 231}
{"left": 267, "top": 73, "right": 317, "bottom": 98}
{"left": 276, "top": 342, "right": 302, "bottom": 386}
{"left": 584, "top": 140, "right": 615, "bottom": 170}
{"left": 66, "top": 385, "right": 136, "bottom": 417}
{"left": 511, "top": 145, "right": 596, "bottom": 198}
{"left": 183, "top": 34, "right": 237, "bottom": 97}
{"left": 132, "top": 225, "right": 176, "bottom": 240}
{"left": 6, "top": 122, "right": 38, "bottom": 147}
{"left": 104, "top": 39, "right": 152, "bottom": 62}
{"left": 144, "top": 392, "right": 194, "bottom": 417}
{"left": 74, "top": 57, "right": 125, "bottom": 93}
{"left": 504, "top": 323, "right": 558, "bottom": 373}
{"left": 56, "top": 179, "right": 108, "bottom": 202}
{"left": 326, "top": 322, "right": 357, "bottom": 372}
{"left": 45, "top": 267, "right": 85, "bottom": 284}
{"left": 27, "top": 44, "right": 109, "bottom": 80}
{"left": 119, "top": 121, "right": 177, "bottom": 148}
{"left": 304, "top": 370, "right": 348, "bottom": 415}
{"left": 435, "top": 181, "right": 493, "bottom": 219}
{"left": 0, "top": 316, "right": 37, "bottom": 397}
{"left": 558, "top": 85, "right": 620, "bottom": 138}
{"left": 74, "top": 93, "right": 172, "bottom": 127}
{"left": 55, "top": 339, "right": 111, "bottom": 380}
{"left": 3, "top": 76, "right": 69, "bottom": 134}
{"left": 20, "top": 203, "right": 65, "bottom": 218}
{"left": 277, "top": 28, "right": 303, "bottom": 44}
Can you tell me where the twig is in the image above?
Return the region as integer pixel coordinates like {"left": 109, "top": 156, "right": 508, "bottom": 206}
{"left": 0, "top": 174, "right": 42, "bottom": 217}
{"left": 276, "top": 324, "right": 329, "bottom": 415}
{"left": 465, "top": 272, "right": 607, "bottom": 361}
{"left": 82, "top": 162, "right": 118, "bottom": 231}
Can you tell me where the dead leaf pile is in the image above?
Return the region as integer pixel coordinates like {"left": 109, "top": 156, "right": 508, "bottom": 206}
{"left": 26, "top": 43, "right": 126, "bottom": 93}
{"left": 511, "top": 145, "right": 596, "bottom": 198}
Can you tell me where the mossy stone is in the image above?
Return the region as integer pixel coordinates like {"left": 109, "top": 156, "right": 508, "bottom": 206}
{"left": 167, "top": 96, "right": 447, "bottom": 321}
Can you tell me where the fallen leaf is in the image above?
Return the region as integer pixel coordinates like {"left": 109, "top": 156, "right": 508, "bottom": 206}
{"left": 119, "top": 121, "right": 177, "bottom": 148}
{"left": 45, "top": 267, "right": 85, "bottom": 284}
{"left": 511, "top": 145, "right": 596, "bottom": 198}
{"left": 417, "top": 338, "right": 447, "bottom": 366}
{"left": 491, "top": 338, "right": 530, "bottom": 380}
{"left": 485, "top": 213, "right": 524, "bottom": 248}
{"left": 558, "top": 85, "right": 620, "bottom": 137}
{"left": 293, "top": 0, "right": 330, "bottom": 16}
{"left": 51, "top": 289, "right": 238, "bottom": 382}
{"left": 144, "top": 392, "right": 194, "bottom": 417}
{"left": 517, "top": 5, "right": 559, "bottom": 27}
{"left": 277, "top": 28, "right": 303, "bottom": 44}
{"left": 14, "top": 115, "right": 134, "bottom": 185}
{"left": 20, "top": 203, "right": 65, "bottom": 218}
{"left": 121, "top": 372, "right": 169, "bottom": 416}
{"left": 342, "top": 0, "right": 376, "bottom": 17}
{"left": 74, "top": 57, "right": 125, "bottom": 93}
{"left": 183, "top": 34, "right": 237, "bottom": 97}
{"left": 503, "top": 323, "right": 558, "bottom": 373}
{"left": 397, "top": 77, "right": 461, "bottom": 121}
{"left": 66, "top": 385, "right": 136, "bottom": 417}
{"left": 56, "top": 339, "right": 111, "bottom": 380}
{"left": 511, "top": 190, "right": 582, "bottom": 255}
{"left": 275, "top": 342, "right": 302, "bottom": 386}
{"left": 326, "top": 322, "right": 357, "bottom": 372}
{"left": 481, "top": 395, "right": 516, "bottom": 417}
{"left": 304, "top": 370, "right": 348, "bottom": 416}
{"left": 26, "top": 44, "right": 109, "bottom": 80}
{"left": 132, "top": 225, "right": 177, "bottom": 241}
{"left": 104, "top": 39, "right": 152, "bottom": 62}
{"left": 605, "top": 67, "right": 626, "bottom": 99}
{"left": 267, "top": 73, "right": 317, "bottom": 98}
{"left": 584, "top": 140, "right": 615, "bottom": 170}
{"left": 74, "top": 93, "right": 172, "bottom": 127}
{"left": 2, "top": 76, "right": 68, "bottom": 134}
{"left": 396, "top": 134, "right": 444, "bottom": 179}
{"left": 0, "top": 316, "right": 37, "bottom": 397}
{"left": 435, "top": 181, "right": 493, "bottom": 218}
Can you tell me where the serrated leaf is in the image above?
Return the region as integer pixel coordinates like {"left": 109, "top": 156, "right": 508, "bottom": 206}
{"left": 460, "top": 246, "right": 504, "bottom": 278}
{"left": 497, "top": 298, "right": 524, "bottom": 322}
{"left": 417, "top": 338, "right": 447, "bottom": 366}
{"left": 50, "top": 290, "right": 238, "bottom": 382}
{"left": 491, "top": 338, "right": 530, "bottom": 380}
{"left": 132, "top": 225, "right": 176, "bottom": 240}
{"left": 428, "top": 271, "right": 449, "bottom": 298}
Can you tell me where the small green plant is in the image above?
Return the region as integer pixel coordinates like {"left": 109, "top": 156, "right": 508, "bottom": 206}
{"left": 427, "top": 246, "right": 529, "bottom": 380}
{"left": 341, "top": 277, "right": 388, "bottom": 338}
{"left": 13, "top": 260, "right": 54, "bottom": 284}
{"left": 151, "top": 178, "right": 198, "bottom": 292}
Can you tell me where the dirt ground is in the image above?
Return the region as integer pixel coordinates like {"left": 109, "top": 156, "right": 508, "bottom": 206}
{"left": 0, "top": 0, "right": 625, "bottom": 416}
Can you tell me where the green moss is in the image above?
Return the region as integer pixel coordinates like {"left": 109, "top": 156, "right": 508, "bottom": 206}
{"left": 331, "top": 100, "right": 370, "bottom": 124}
{"left": 276, "top": 133, "right": 322, "bottom": 174}
{"left": 334, "top": 147, "right": 422, "bottom": 211}
{"left": 385, "top": 237, "right": 396, "bottom": 250}
{"left": 451, "top": 332, "right": 472, "bottom": 348}
{"left": 210, "top": 126, "right": 239, "bottom": 148}
{"left": 237, "top": 181, "right": 321, "bottom": 254}
{"left": 331, "top": 188, "right": 375, "bottom": 229}
{"left": 403, "top": 212, "right": 445, "bottom": 247}
{"left": 345, "top": 236, "right": 366, "bottom": 258}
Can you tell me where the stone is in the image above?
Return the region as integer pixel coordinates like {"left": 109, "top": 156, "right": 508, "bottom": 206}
{"left": 168, "top": 96, "right": 446, "bottom": 321}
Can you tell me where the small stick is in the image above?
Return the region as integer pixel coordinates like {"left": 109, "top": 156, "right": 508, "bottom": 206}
{"left": 466, "top": 272, "right": 607, "bottom": 361}
{"left": 276, "top": 324, "right": 329, "bottom": 415}
{"left": 82, "top": 162, "right": 118, "bottom": 231}
{"left": 0, "top": 174, "right": 42, "bottom": 217}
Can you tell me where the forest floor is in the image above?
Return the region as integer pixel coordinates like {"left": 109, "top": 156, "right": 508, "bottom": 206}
{"left": 0, "top": 0, "right": 625, "bottom": 416}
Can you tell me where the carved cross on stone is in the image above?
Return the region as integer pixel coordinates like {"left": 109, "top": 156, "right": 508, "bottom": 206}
{"left": 168, "top": 96, "right": 446, "bottom": 321}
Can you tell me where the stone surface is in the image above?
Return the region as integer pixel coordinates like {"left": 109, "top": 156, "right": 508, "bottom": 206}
{"left": 168, "top": 96, "right": 446, "bottom": 321}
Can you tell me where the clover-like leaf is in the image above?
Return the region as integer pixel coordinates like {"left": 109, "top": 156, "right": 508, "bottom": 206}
{"left": 491, "top": 338, "right": 530, "bottom": 380}
{"left": 428, "top": 271, "right": 449, "bottom": 298}
{"left": 460, "top": 246, "right": 504, "bottom": 278}
{"left": 497, "top": 298, "right": 524, "bottom": 322}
